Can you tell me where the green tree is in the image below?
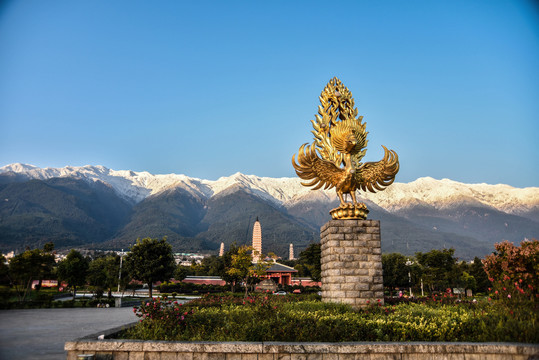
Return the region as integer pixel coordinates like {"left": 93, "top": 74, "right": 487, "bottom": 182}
{"left": 174, "top": 265, "right": 189, "bottom": 281}
{"left": 87, "top": 257, "right": 107, "bottom": 297}
{"left": 460, "top": 271, "right": 477, "bottom": 292}
{"left": 57, "top": 249, "right": 89, "bottom": 301}
{"left": 191, "top": 255, "right": 224, "bottom": 276}
{"left": 221, "top": 243, "right": 242, "bottom": 292}
{"left": 382, "top": 253, "right": 410, "bottom": 292}
{"left": 8, "top": 246, "right": 56, "bottom": 302}
{"left": 124, "top": 237, "right": 176, "bottom": 298}
{"left": 226, "top": 245, "right": 271, "bottom": 297}
{"left": 37, "top": 242, "right": 56, "bottom": 290}
{"left": 206, "top": 256, "right": 225, "bottom": 275}
{"left": 415, "top": 248, "right": 457, "bottom": 293}
{"left": 469, "top": 256, "right": 490, "bottom": 293}
{"left": 43, "top": 241, "right": 55, "bottom": 253}
{"left": 87, "top": 254, "right": 127, "bottom": 298}
{"left": 8, "top": 251, "right": 40, "bottom": 302}
{"left": 295, "top": 243, "right": 321, "bottom": 282}
{"left": 0, "top": 255, "right": 8, "bottom": 285}
{"left": 455, "top": 259, "right": 484, "bottom": 294}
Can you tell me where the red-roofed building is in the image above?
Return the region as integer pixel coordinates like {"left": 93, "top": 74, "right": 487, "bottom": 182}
{"left": 264, "top": 262, "right": 298, "bottom": 285}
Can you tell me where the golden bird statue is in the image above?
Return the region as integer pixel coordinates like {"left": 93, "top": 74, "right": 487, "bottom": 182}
{"left": 292, "top": 77, "right": 399, "bottom": 220}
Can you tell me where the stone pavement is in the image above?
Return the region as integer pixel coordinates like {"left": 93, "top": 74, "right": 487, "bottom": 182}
{"left": 0, "top": 307, "right": 137, "bottom": 359}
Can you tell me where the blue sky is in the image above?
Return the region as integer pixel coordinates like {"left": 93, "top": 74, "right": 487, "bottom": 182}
{"left": 1, "top": 1, "right": 538, "bottom": 187}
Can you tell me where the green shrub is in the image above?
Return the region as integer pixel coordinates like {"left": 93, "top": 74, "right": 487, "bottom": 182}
{"left": 158, "top": 282, "right": 228, "bottom": 294}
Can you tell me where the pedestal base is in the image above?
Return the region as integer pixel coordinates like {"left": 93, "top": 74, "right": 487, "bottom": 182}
{"left": 320, "top": 219, "right": 384, "bottom": 309}
{"left": 329, "top": 203, "right": 369, "bottom": 220}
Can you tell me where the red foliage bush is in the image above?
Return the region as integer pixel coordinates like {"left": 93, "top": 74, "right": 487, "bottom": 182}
{"left": 482, "top": 239, "right": 538, "bottom": 303}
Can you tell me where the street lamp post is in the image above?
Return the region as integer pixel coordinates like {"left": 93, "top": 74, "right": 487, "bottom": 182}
{"left": 405, "top": 259, "right": 414, "bottom": 297}
{"left": 117, "top": 249, "right": 123, "bottom": 293}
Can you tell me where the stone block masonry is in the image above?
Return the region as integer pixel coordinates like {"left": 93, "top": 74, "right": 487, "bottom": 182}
{"left": 320, "top": 219, "right": 384, "bottom": 308}
{"left": 65, "top": 338, "right": 539, "bottom": 360}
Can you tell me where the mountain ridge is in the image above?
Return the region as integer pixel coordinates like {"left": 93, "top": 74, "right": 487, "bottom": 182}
{"left": 2, "top": 163, "right": 538, "bottom": 216}
{"left": 1, "top": 163, "right": 537, "bottom": 259}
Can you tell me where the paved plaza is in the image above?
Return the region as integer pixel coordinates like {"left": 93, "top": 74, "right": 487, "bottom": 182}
{"left": 0, "top": 307, "right": 138, "bottom": 359}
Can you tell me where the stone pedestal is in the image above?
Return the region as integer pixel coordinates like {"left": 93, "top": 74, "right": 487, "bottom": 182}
{"left": 320, "top": 219, "right": 384, "bottom": 308}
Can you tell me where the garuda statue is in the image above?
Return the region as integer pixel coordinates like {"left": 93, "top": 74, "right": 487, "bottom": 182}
{"left": 292, "top": 77, "right": 399, "bottom": 220}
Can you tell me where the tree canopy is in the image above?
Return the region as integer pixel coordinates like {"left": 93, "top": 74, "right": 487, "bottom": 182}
{"left": 125, "top": 237, "right": 176, "bottom": 298}
{"left": 226, "top": 245, "right": 271, "bottom": 297}
{"left": 86, "top": 254, "right": 129, "bottom": 298}
{"left": 294, "top": 243, "right": 321, "bottom": 282}
{"left": 382, "top": 253, "right": 410, "bottom": 291}
{"left": 8, "top": 245, "right": 56, "bottom": 301}
{"left": 57, "top": 249, "right": 89, "bottom": 300}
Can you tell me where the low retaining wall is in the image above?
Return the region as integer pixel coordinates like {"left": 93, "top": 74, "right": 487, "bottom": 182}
{"left": 65, "top": 326, "right": 539, "bottom": 360}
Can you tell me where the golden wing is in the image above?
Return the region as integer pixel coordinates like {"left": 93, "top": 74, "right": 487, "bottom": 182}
{"left": 292, "top": 143, "right": 344, "bottom": 190}
{"left": 356, "top": 145, "right": 399, "bottom": 193}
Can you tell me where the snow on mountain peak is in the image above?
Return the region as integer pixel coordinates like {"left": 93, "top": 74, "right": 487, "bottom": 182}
{"left": 362, "top": 176, "right": 539, "bottom": 214}
{"left": 4, "top": 163, "right": 40, "bottom": 172}
{"left": 1, "top": 164, "right": 537, "bottom": 216}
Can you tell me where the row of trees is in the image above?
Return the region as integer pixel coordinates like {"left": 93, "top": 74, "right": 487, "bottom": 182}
{"left": 190, "top": 245, "right": 491, "bottom": 295}
{"left": 1, "top": 238, "right": 175, "bottom": 301}
{"left": 185, "top": 243, "right": 322, "bottom": 289}
{"left": 1, "top": 242, "right": 56, "bottom": 302}
{"left": 382, "top": 249, "right": 490, "bottom": 295}
{"left": 3, "top": 237, "right": 535, "bottom": 301}
{"left": 183, "top": 244, "right": 492, "bottom": 295}
{"left": 1, "top": 238, "right": 276, "bottom": 301}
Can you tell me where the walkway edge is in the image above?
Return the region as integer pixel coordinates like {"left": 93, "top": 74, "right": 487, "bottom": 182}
{"left": 65, "top": 327, "right": 539, "bottom": 360}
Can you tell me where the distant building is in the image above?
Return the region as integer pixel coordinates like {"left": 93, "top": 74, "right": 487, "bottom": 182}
{"left": 264, "top": 262, "right": 298, "bottom": 285}
{"left": 289, "top": 243, "right": 294, "bottom": 260}
{"left": 173, "top": 253, "right": 205, "bottom": 266}
{"left": 252, "top": 217, "right": 262, "bottom": 262}
{"left": 54, "top": 253, "right": 66, "bottom": 263}
{"left": 2, "top": 251, "right": 14, "bottom": 262}
{"left": 31, "top": 280, "right": 67, "bottom": 289}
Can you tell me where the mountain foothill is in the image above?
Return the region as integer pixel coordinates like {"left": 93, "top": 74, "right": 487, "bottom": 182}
{"left": 0, "top": 164, "right": 537, "bottom": 260}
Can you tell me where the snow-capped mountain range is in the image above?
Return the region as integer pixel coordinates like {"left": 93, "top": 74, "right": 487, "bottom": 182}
{"left": 1, "top": 163, "right": 538, "bottom": 258}
{"left": 2, "top": 163, "right": 538, "bottom": 217}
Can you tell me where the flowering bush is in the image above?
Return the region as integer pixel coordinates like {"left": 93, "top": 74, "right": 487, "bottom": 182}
{"left": 483, "top": 239, "right": 538, "bottom": 304}
{"left": 130, "top": 296, "right": 194, "bottom": 340}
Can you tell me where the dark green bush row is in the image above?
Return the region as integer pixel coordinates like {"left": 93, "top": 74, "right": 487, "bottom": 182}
{"left": 158, "top": 282, "right": 228, "bottom": 294}
{"left": 0, "top": 297, "right": 116, "bottom": 309}
{"left": 158, "top": 281, "right": 320, "bottom": 295}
